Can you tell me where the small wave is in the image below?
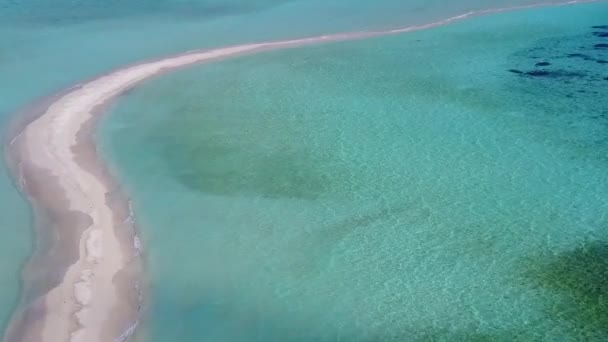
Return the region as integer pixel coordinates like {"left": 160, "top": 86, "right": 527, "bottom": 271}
{"left": 133, "top": 235, "right": 142, "bottom": 252}
{"left": 115, "top": 321, "right": 137, "bottom": 342}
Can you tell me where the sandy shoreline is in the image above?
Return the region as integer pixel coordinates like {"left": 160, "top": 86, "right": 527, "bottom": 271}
{"left": 2, "top": 0, "right": 601, "bottom": 341}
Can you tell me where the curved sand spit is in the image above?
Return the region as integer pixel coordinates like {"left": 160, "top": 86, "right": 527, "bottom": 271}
{"left": 4, "top": 1, "right": 601, "bottom": 341}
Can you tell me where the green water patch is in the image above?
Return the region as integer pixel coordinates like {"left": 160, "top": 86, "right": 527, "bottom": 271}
{"left": 152, "top": 98, "right": 355, "bottom": 200}
{"left": 520, "top": 240, "right": 608, "bottom": 340}
{"left": 162, "top": 131, "right": 333, "bottom": 200}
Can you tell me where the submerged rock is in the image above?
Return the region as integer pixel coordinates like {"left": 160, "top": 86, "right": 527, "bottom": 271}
{"left": 593, "top": 32, "right": 608, "bottom": 38}
{"left": 594, "top": 43, "right": 608, "bottom": 49}
{"left": 597, "top": 60, "right": 608, "bottom": 64}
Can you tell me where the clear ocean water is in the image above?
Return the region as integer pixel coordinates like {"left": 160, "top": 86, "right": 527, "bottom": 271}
{"left": 98, "top": 2, "right": 608, "bottom": 341}
{"left": 2, "top": 0, "right": 608, "bottom": 340}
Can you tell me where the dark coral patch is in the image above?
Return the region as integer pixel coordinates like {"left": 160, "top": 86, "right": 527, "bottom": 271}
{"left": 597, "top": 60, "right": 608, "bottom": 64}
{"left": 535, "top": 62, "right": 551, "bottom": 67}
{"left": 567, "top": 53, "right": 593, "bottom": 60}
{"left": 593, "top": 32, "right": 608, "bottom": 38}
{"left": 594, "top": 43, "right": 608, "bottom": 49}
{"left": 526, "top": 70, "right": 550, "bottom": 77}
{"left": 524, "top": 70, "right": 585, "bottom": 78}
{"left": 591, "top": 25, "right": 608, "bottom": 30}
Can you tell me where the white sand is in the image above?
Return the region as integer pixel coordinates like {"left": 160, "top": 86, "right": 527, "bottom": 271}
{"left": 11, "top": 1, "right": 598, "bottom": 340}
{"left": 20, "top": 44, "right": 272, "bottom": 342}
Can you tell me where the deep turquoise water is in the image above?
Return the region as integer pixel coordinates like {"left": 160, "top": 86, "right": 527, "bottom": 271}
{"left": 99, "top": 2, "right": 608, "bottom": 341}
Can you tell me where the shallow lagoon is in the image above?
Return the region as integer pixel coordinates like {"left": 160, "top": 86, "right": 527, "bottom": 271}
{"left": 4, "top": 0, "right": 571, "bottom": 334}
{"left": 100, "top": 2, "right": 608, "bottom": 341}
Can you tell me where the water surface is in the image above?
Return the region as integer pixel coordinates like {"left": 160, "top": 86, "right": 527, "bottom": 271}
{"left": 100, "top": 2, "right": 608, "bottom": 341}
{"left": 3, "top": 0, "right": 560, "bottom": 334}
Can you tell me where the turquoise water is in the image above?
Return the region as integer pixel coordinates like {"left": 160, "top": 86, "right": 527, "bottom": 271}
{"left": 100, "top": 2, "right": 608, "bottom": 341}
{"left": 2, "top": 0, "right": 561, "bottom": 335}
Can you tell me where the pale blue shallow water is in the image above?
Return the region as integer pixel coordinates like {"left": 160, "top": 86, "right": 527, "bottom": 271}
{"left": 99, "top": 2, "right": 608, "bottom": 341}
